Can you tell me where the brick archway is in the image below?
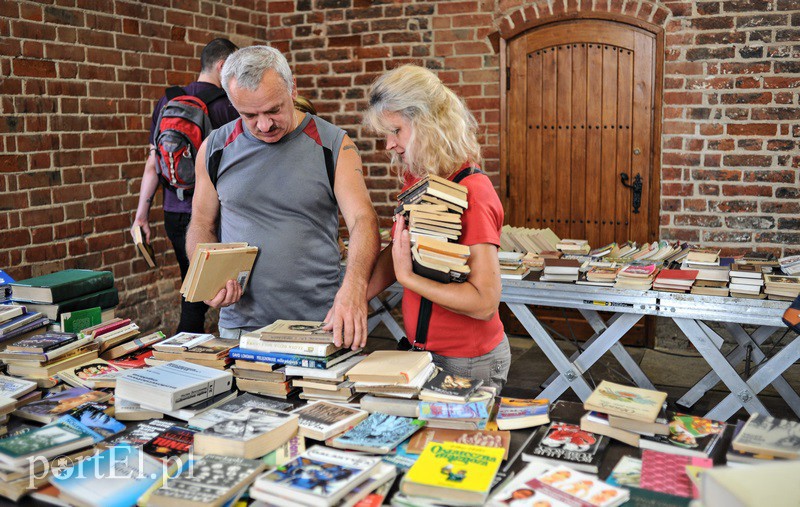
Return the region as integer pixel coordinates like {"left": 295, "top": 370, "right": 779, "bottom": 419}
{"left": 493, "top": 0, "right": 671, "bottom": 41}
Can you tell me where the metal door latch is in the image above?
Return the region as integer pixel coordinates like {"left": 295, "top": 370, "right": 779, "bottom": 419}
{"left": 620, "top": 172, "right": 643, "bottom": 214}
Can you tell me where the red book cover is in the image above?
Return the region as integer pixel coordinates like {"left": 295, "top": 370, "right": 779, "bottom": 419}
{"left": 656, "top": 269, "right": 698, "bottom": 281}
{"left": 640, "top": 449, "right": 711, "bottom": 498}
{"left": 92, "top": 318, "right": 131, "bottom": 339}
{"left": 108, "top": 348, "right": 153, "bottom": 369}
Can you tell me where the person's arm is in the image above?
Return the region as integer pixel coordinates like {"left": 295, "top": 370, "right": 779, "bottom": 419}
{"left": 365, "top": 244, "right": 396, "bottom": 301}
{"left": 131, "top": 146, "right": 160, "bottom": 244}
{"left": 391, "top": 215, "right": 501, "bottom": 321}
{"left": 323, "top": 135, "right": 380, "bottom": 350}
{"left": 187, "top": 140, "right": 243, "bottom": 308}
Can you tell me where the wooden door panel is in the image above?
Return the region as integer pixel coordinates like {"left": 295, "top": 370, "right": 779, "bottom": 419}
{"left": 600, "top": 44, "right": 619, "bottom": 242}
{"left": 570, "top": 44, "right": 587, "bottom": 240}
{"left": 507, "top": 40, "right": 527, "bottom": 227}
{"left": 585, "top": 43, "right": 603, "bottom": 246}
{"left": 526, "top": 51, "right": 542, "bottom": 227}
{"left": 616, "top": 49, "right": 634, "bottom": 241}
{"left": 541, "top": 48, "right": 558, "bottom": 228}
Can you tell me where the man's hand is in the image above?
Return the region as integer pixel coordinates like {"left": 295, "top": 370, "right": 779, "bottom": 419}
{"left": 204, "top": 279, "right": 243, "bottom": 309}
{"left": 322, "top": 284, "right": 368, "bottom": 351}
{"left": 131, "top": 216, "right": 152, "bottom": 244}
{"left": 391, "top": 214, "right": 414, "bottom": 285}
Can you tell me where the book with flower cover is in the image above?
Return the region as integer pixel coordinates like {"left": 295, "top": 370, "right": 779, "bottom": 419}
{"left": 521, "top": 421, "right": 609, "bottom": 473}
{"left": 584, "top": 381, "right": 667, "bottom": 423}
{"left": 639, "top": 413, "right": 727, "bottom": 459}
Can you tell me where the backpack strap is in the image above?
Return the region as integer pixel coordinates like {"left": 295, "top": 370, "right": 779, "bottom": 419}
{"left": 165, "top": 86, "right": 184, "bottom": 101}
{"left": 411, "top": 165, "right": 484, "bottom": 350}
{"left": 194, "top": 87, "right": 227, "bottom": 108}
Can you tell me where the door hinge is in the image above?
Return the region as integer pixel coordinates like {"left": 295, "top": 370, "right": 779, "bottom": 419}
{"left": 506, "top": 67, "right": 511, "bottom": 91}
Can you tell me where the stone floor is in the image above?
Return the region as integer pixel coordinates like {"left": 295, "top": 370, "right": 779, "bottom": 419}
{"left": 364, "top": 325, "right": 800, "bottom": 422}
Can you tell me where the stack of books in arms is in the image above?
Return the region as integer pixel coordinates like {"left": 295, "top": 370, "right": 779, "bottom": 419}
{"left": 9, "top": 270, "right": 118, "bottom": 324}
{"left": 764, "top": 274, "right": 800, "bottom": 300}
{"left": 229, "top": 320, "right": 363, "bottom": 400}
{"left": 180, "top": 242, "right": 258, "bottom": 303}
{"left": 0, "top": 303, "right": 49, "bottom": 349}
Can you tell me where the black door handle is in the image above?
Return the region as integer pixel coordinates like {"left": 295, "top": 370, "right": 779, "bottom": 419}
{"left": 620, "top": 172, "right": 642, "bottom": 214}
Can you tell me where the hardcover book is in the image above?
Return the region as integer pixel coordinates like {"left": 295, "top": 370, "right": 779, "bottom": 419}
{"left": 21, "top": 287, "right": 119, "bottom": 321}
{"left": 59, "top": 307, "right": 102, "bottom": 334}
{"left": 293, "top": 401, "right": 369, "bottom": 440}
{"left": 583, "top": 380, "right": 667, "bottom": 423}
{"left": 149, "top": 454, "right": 264, "bottom": 507}
{"left": 332, "top": 413, "right": 424, "bottom": 454}
{"left": 521, "top": 421, "right": 609, "bottom": 474}
{"left": 639, "top": 413, "right": 726, "bottom": 459}
{"left": 402, "top": 442, "right": 504, "bottom": 505}
{"left": 407, "top": 427, "right": 511, "bottom": 459}
{"left": 14, "top": 386, "right": 112, "bottom": 424}
{"left": 10, "top": 269, "right": 114, "bottom": 304}
{"left": 252, "top": 445, "right": 381, "bottom": 507}
{"left": 50, "top": 443, "right": 166, "bottom": 507}
{"left": 527, "top": 465, "right": 629, "bottom": 507}
{"left": 731, "top": 413, "right": 800, "bottom": 459}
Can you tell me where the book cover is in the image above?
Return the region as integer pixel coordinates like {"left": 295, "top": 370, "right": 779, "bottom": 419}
{"left": 239, "top": 334, "right": 339, "bottom": 357}
{"left": 188, "top": 393, "right": 293, "bottom": 430}
{"left": 60, "top": 307, "right": 102, "bottom": 334}
{"left": 488, "top": 461, "right": 566, "bottom": 507}
{"left": 347, "top": 350, "right": 432, "bottom": 384}
{"left": 229, "top": 346, "right": 359, "bottom": 369}
{"left": 381, "top": 441, "right": 419, "bottom": 471}
{"left": 142, "top": 425, "right": 196, "bottom": 459}
{"left": 14, "top": 387, "right": 111, "bottom": 423}
{"left": 726, "top": 419, "right": 788, "bottom": 464}
{"left": 639, "top": 414, "right": 726, "bottom": 459}
{"left": 259, "top": 320, "right": 334, "bottom": 343}
{"left": 421, "top": 370, "right": 482, "bottom": 399}
{"left": 6, "top": 332, "right": 78, "bottom": 353}
{"left": 50, "top": 443, "right": 165, "bottom": 507}
{"left": 731, "top": 413, "right": 800, "bottom": 459}
{"left": 57, "top": 358, "right": 122, "bottom": 388}
{"left": 404, "top": 442, "right": 503, "bottom": 495}
{"left": 407, "top": 427, "right": 511, "bottom": 459}
{"left": 640, "top": 450, "right": 712, "bottom": 499}
{"left": 67, "top": 403, "right": 125, "bottom": 440}
{"left": 0, "top": 421, "right": 94, "bottom": 467}
{"left": 108, "top": 348, "right": 154, "bottom": 369}
{"left": 200, "top": 407, "right": 296, "bottom": 441}
{"left": 254, "top": 445, "right": 380, "bottom": 504}
{"left": 418, "top": 401, "right": 489, "bottom": 420}
{"left": 293, "top": 401, "right": 368, "bottom": 439}
{"left": 583, "top": 380, "right": 667, "bottom": 423}
{"left": 0, "top": 310, "right": 43, "bottom": 337}
{"left": 22, "top": 287, "right": 119, "bottom": 321}
{"left": 522, "top": 421, "right": 608, "bottom": 473}
{"left": 109, "top": 419, "right": 174, "bottom": 447}
{"left": 262, "top": 435, "right": 305, "bottom": 467}
{"left": 150, "top": 455, "right": 264, "bottom": 506}
{"left": 0, "top": 375, "right": 36, "bottom": 399}
{"left": 11, "top": 269, "right": 114, "bottom": 304}
{"left": 497, "top": 397, "right": 549, "bottom": 423}
{"left": 606, "top": 455, "right": 642, "bottom": 488}
{"left": 152, "top": 331, "right": 214, "bottom": 351}
{"left": 333, "top": 413, "right": 424, "bottom": 453}
{"left": 132, "top": 225, "right": 156, "bottom": 269}
{"left": 527, "top": 465, "right": 629, "bottom": 507}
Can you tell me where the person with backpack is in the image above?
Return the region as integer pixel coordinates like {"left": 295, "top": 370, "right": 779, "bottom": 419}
{"left": 131, "top": 38, "right": 239, "bottom": 334}
{"left": 186, "top": 46, "right": 380, "bottom": 350}
{"left": 362, "top": 65, "right": 511, "bottom": 391}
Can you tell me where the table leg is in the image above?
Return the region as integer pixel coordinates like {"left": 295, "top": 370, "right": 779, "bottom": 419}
{"left": 367, "top": 292, "right": 405, "bottom": 343}
{"left": 506, "top": 302, "right": 594, "bottom": 401}
{"left": 673, "top": 318, "right": 768, "bottom": 419}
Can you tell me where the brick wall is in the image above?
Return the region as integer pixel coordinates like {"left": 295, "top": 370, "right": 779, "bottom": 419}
{"left": 2, "top": 0, "right": 799, "bottom": 334}
{"left": 0, "top": 0, "right": 266, "bottom": 333}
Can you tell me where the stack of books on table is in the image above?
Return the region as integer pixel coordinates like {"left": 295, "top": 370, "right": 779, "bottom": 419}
{"left": 580, "top": 266, "right": 620, "bottom": 287}
{"left": 0, "top": 303, "right": 49, "bottom": 347}
{"left": 10, "top": 269, "right": 118, "bottom": 323}
{"left": 540, "top": 258, "right": 580, "bottom": 283}
{"left": 500, "top": 225, "right": 561, "bottom": 254}
{"left": 0, "top": 375, "right": 38, "bottom": 434}
{"left": 764, "top": 274, "right": 800, "bottom": 300}
{"left": 498, "top": 251, "right": 530, "bottom": 280}
{"left": 728, "top": 263, "right": 765, "bottom": 298}
{"left": 779, "top": 254, "right": 800, "bottom": 275}
{"left": 655, "top": 268, "right": 698, "bottom": 293}
{"left": 230, "top": 320, "right": 363, "bottom": 400}
{"left": 615, "top": 263, "right": 658, "bottom": 290}
{"left": 180, "top": 242, "right": 258, "bottom": 303}
{"left": 150, "top": 332, "right": 235, "bottom": 370}
{"left": 556, "top": 238, "right": 590, "bottom": 255}
{"left": 348, "top": 351, "right": 436, "bottom": 411}
{"left": 1, "top": 331, "right": 100, "bottom": 386}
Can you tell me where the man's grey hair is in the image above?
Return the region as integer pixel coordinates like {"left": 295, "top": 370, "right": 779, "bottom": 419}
{"left": 220, "top": 45, "right": 293, "bottom": 95}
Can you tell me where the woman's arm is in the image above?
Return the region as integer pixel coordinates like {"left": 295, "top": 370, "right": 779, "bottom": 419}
{"left": 366, "top": 244, "right": 397, "bottom": 301}
{"left": 392, "top": 216, "right": 501, "bottom": 321}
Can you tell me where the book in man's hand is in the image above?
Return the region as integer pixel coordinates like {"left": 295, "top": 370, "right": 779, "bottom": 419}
{"left": 132, "top": 224, "right": 156, "bottom": 268}
{"left": 181, "top": 242, "right": 258, "bottom": 303}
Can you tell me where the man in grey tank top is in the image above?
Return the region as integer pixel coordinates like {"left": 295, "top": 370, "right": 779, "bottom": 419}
{"left": 186, "top": 46, "right": 380, "bottom": 350}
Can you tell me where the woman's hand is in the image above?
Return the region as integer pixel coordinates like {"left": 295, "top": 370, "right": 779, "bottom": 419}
{"left": 391, "top": 214, "right": 415, "bottom": 284}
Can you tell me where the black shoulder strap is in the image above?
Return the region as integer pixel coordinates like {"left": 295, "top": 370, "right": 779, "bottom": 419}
{"left": 323, "top": 145, "right": 336, "bottom": 204}
{"left": 194, "top": 87, "right": 227, "bottom": 107}
{"left": 412, "top": 165, "right": 485, "bottom": 350}
{"left": 207, "top": 129, "right": 223, "bottom": 189}
{"left": 165, "top": 86, "right": 184, "bottom": 101}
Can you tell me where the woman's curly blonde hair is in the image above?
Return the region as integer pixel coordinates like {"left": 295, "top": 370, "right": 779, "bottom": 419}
{"left": 363, "top": 64, "right": 481, "bottom": 179}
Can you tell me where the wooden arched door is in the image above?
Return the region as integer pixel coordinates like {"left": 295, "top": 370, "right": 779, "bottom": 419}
{"left": 503, "top": 19, "right": 661, "bottom": 246}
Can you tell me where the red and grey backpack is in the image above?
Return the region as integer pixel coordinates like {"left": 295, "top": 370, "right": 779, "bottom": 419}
{"left": 154, "top": 85, "right": 226, "bottom": 200}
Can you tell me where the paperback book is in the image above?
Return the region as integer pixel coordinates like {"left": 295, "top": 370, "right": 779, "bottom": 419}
{"left": 14, "top": 387, "right": 111, "bottom": 424}
{"left": 639, "top": 413, "right": 726, "bottom": 459}
{"left": 731, "top": 413, "right": 800, "bottom": 459}
{"left": 496, "top": 397, "right": 550, "bottom": 430}
{"left": 293, "top": 401, "right": 369, "bottom": 440}
{"left": 0, "top": 421, "right": 95, "bottom": 468}
{"left": 331, "top": 413, "right": 424, "bottom": 454}
{"left": 142, "top": 425, "right": 197, "bottom": 460}
{"left": 0, "top": 375, "right": 36, "bottom": 399}
{"left": 193, "top": 407, "right": 299, "bottom": 459}
{"left": 419, "top": 370, "right": 482, "bottom": 402}
{"left": 522, "top": 421, "right": 609, "bottom": 473}
{"left": 527, "top": 465, "right": 629, "bottom": 507}
{"left": 188, "top": 392, "right": 293, "bottom": 430}
{"left": 583, "top": 381, "right": 667, "bottom": 423}
{"left": 407, "top": 427, "right": 511, "bottom": 459}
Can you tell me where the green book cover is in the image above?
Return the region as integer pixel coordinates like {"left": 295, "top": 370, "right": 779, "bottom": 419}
{"left": 0, "top": 421, "right": 91, "bottom": 459}
{"left": 60, "top": 307, "right": 102, "bottom": 334}
{"left": 24, "top": 288, "right": 119, "bottom": 321}
{"left": 11, "top": 270, "right": 114, "bottom": 303}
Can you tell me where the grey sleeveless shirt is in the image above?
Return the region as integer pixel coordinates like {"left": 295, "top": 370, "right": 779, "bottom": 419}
{"left": 205, "top": 113, "right": 346, "bottom": 331}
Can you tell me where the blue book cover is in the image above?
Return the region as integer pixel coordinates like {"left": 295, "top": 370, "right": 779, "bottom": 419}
{"left": 50, "top": 443, "right": 166, "bottom": 507}
{"left": 229, "top": 347, "right": 354, "bottom": 369}
{"left": 381, "top": 441, "right": 418, "bottom": 471}
{"left": 0, "top": 311, "right": 44, "bottom": 336}
{"left": 418, "top": 401, "right": 489, "bottom": 420}
{"left": 333, "top": 414, "right": 424, "bottom": 453}
{"left": 57, "top": 415, "right": 106, "bottom": 444}
{"left": 69, "top": 404, "right": 126, "bottom": 440}
{"left": 0, "top": 270, "right": 14, "bottom": 286}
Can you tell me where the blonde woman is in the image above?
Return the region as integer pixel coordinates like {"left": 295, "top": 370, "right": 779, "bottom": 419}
{"left": 364, "top": 65, "right": 510, "bottom": 390}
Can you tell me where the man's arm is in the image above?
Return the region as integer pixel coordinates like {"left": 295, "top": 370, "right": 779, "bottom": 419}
{"left": 324, "top": 136, "right": 380, "bottom": 350}
{"left": 131, "top": 147, "right": 160, "bottom": 243}
{"left": 187, "top": 140, "right": 243, "bottom": 308}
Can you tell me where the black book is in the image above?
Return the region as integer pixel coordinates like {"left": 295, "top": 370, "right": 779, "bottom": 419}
{"left": 142, "top": 425, "right": 197, "bottom": 460}
{"left": 521, "top": 420, "right": 609, "bottom": 473}
{"left": 420, "top": 370, "right": 482, "bottom": 402}
{"left": 5, "top": 332, "right": 78, "bottom": 353}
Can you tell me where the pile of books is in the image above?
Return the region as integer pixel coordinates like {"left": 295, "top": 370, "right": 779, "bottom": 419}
{"left": 729, "top": 412, "right": 800, "bottom": 464}
{"left": 499, "top": 225, "right": 560, "bottom": 254}
{"left": 654, "top": 268, "right": 698, "bottom": 293}
{"left": 498, "top": 251, "right": 530, "bottom": 280}
{"left": 1, "top": 331, "right": 101, "bottom": 386}
{"left": 581, "top": 265, "right": 620, "bottom": 287}
{"left": 230, "top": 320, "right": 363, "bottom": 400}
{"left": 556, "top": 238, "right": 590, "bottom": 255}
{"left": 764, "top": 274, "right": 800, "bottom": 300}
{"left": 181, "top": 242, "right": 258, "bottom": 303}
{"left": 349, "top": 350, "right": 436, "bottom": 406}
{"left": 10, "top": 269, "right": 118, "bottom": 323}
{"left": 150, "top": 332, "right": 234, "bottom": 370}
{"left": 0, "top": 375, "right": 37, "bottom": 435}
{"left": 540, "top": 258, "right": 580, "bottom": 283}
{"left": 615, "top": 263, "right": 658, "bottom": 290}
{"left": 728, "top": 263, "right": 765, "bottom": 298}
{"left": 779, "top": 254, "right": 800, "bottom": 275}
{"left": 0, "top": 303, "right": 48, "bottom": 347}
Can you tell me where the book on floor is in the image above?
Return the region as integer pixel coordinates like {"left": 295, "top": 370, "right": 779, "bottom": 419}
{"left": 251, "top": 445, "right": 381, "bottom": 506}
{"left": 583, "top": 380, "right": 668, "bottom": 423}
{"left": 331, "top": 413, "right": 424, "bottom": 454}
{"left": 496, "top": 397, "right": 550, "bottom": 430}
{"left": 193, "top": 407, "right": 299, "bottom": 459}
{"left": 521, "top": 421, "right": 609, "bottom": 474}
{"left": 10, "top": 269, "right": 114, "bottom": 304}
{"left": 638, "top": 413, "right": 727, "bottom": 460}
{"left": 115, "top": 360, "right": 233, "bottom": 412}
{"left": 731, "top": 412, "right": 800, "bottom": 459}
{"left": 401, "top": 441, "right": 504, "bottom": 506}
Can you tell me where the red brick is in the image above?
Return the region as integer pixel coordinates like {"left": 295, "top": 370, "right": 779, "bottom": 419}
{"left": 727, "top": 123, "right": 777, "bottom": 136}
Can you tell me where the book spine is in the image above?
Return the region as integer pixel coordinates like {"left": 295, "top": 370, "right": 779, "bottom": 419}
{"left": 172, "top": 375, "right": 232, "bottom": 410}
{"left": 51, "top": 271, "right": 115, "bottom": 303}
{"left": 229, "top": 348, "right": 327, "bottom": 369}
{"left": 239, "top": 335, "right": 333, "bottom": 357}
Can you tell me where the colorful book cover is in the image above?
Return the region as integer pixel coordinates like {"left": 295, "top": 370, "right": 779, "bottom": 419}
{"left": 527, "top": 465, "right": 628, "bottom": 507}
{"left": 606, "top": 455, "right": 642, "bottom": 488}
{"left": 67, "top": 403, "right": 125, "bottom": 440}
{"left": 619, "top": 263, "right": 658, "bottom": 277}
{"left": 108, "top": 348, "right": 154, "bottom": 369}
{"left": 497, "top": 398, "right": 549, "bottom": 420}
{"left": 8, "top": 332, "right": 78, "bottom": 352}
{"left": 229, "top": 346, "right": 358, "bottom": 369}
{"left": 407, "top": 428, "right": 511, "bottom": 459}
{"left": 60, "top": 307, "right": 102, "bottom": 334}
{"left": 640, "top": 450, "right": 712, "bottom": 499}
{"left": 15, "top": 387, "right": 111, "bottom": 423}
{"left": 0, "top": 421, "right": 93, "bottom": 463}
{"left": 333, "top": 413, "right": 424, "bottom": 453}
{"left": 421, "top": 370, "right": 482, "bottom": 399}
{"left": 381, "top": 441, "right": 419, "bottom": 471}
{"left": 56, "top": 414, "right": 106, "bottom": 444}
{"left": 262, "top": 435, "right": 306, "bottom": 467}
{"left": 0, "top": 375, "right": 36, "bottom": 399}
{"left": 142, "top": 425, "right": 196, "bottom": 459}
{"left": 57, "top": 358, "right": 122, "bottom": 388}
{"left": 639, "top": 414, "right": 726, "bottom": 458}
{"left": 583, "top": 381, "right": 667, "bottom": 422}
{"left": 418, "top": 401, "right": 489, "bottom": 420}
{"left": 404, "top": 442, "right": 504, "bottom": 494}
{"left": 108, "top": 419, "right": 174, "bottom": 447}
{"left": 50, "top": 444, "right": 166, "bottom": 507}
{"left": 488, "top": 461, "right": 568, "bottom": 507}
{"left": 522, "top": 422, "right": 608, "bottom": 473}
